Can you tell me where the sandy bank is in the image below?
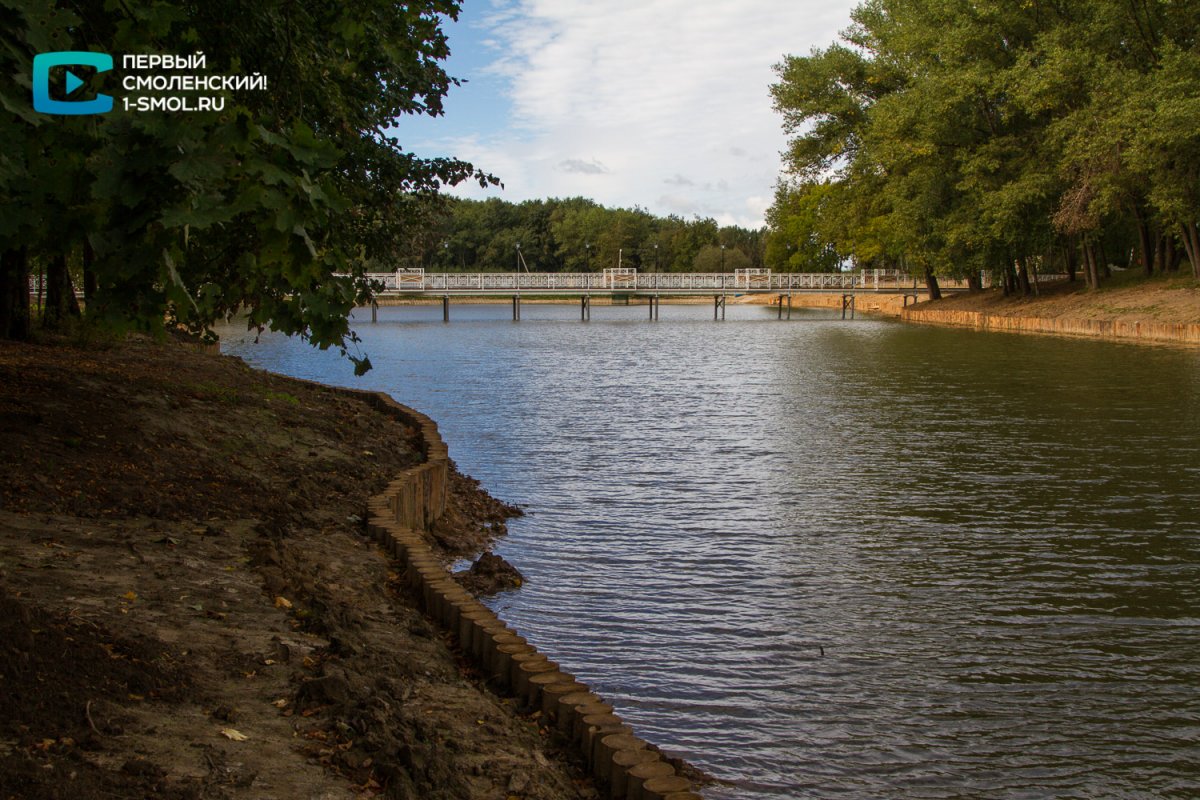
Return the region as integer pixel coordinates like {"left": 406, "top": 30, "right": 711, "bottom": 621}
{"left": 901, "top": 273, "right": 1200, "bottom": 345}
{"left": 731, "top": 291, "right": 912, "bottom": 315}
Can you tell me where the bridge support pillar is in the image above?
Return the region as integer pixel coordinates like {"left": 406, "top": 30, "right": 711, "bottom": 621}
{"left": 581, "top": 295, "right": 590, "bottom": 321}
{"left": 841, "top": 293, "right": 856, "bottom": 320}
{"left": 512, "top": 295, "right": 521, "bottom": 321}
{"left": 787, "top": 292, "right": 792, "bottom": 320}
{"left": 442, "top": 295, "right": 449, "bottom": 322}
{"left": 777, "top": 294, "right": 784, "bottom": 320}
{"left": 371, "top": 301, "right": 378, "bottom": 323}
{"left": 649, "top": 295, "right": 659, "bottom": 321}
{"left": 714, "top": 294, "right": 726, "bottom": 321}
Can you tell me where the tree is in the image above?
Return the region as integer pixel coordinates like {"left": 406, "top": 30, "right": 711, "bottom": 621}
{"left": 692, "top": 245, "right": 749, "bottom": 272}
{"left": 419, "top": 198, "right": 764, "bottom": 275}
{"left": 770, "top": 0, "right": 1200, "bottom": 295}
{"left": 1, "top": 0, "right": 496, "bottom": 372}
{"left": 764, "top": 181, "right": 842, "bottom": 271}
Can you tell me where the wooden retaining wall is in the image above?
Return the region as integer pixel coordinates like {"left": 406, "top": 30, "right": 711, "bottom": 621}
{"left": 901, "top": 308, "right": 1200, "bottom": 345}
{"left": 358, "top": 390, "right": 699, "bottom": 800}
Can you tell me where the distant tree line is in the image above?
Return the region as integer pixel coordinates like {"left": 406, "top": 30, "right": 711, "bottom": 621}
{"left": 767, "top": 0, "right": 1200, "bottom": 298}
{"left": 398, "top": 197, "right": 775, "bottom": 274}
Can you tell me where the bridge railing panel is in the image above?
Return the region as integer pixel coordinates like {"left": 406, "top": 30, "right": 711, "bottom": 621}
{"left": 361, "top": 268, "right": 967, "bottom": 294}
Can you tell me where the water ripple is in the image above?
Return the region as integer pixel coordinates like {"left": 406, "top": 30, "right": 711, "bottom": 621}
{"left": 218, "top": 304, "right": 1200, "bottom": 799}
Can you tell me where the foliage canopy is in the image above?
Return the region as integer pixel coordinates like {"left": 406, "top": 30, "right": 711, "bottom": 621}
{"left": 768, "top": 0, "right": 1200, "bottom": 294}
{"left": 0, "top": 0, "right": 496, "bottom": 371}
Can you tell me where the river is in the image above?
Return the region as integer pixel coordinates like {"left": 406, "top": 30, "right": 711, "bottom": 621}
{"left": 216, "top": 302, "right": 1200, "bottom": 798}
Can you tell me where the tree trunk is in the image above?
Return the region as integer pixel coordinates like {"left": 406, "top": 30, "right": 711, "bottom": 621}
{"left": 0, "top": 247, "right": 31, "bottom": 341}
{"left": 1016, "top": 260, "right": 1032, "bottom": 296}
{"left": 966, "top": 272, "right": 982, "bottom": 292}
{"left": 1001, "top": 261, "right": 1017, "bottom": 296}
{"left": 1083, "top": 242, "right": 1101, "bottom": 289}
{"left": 924, "top": 267, "right": 942, "bottom": 300}
{"left": 1181, "top": 222, "right": 1200, "bottom": 279}
{"left": 1166, "top": 234, "right": 1181, "bottom": 272}
{"left": 82, "top": 240, "right": 97, "bottom": 303}
{"left": 43, "top": 253, "right": 81, "bottom": 329}
{"left": 1134, "top": 212, "right": 1154, "bottom": 276}
{"left": 1098, "top": 242, "right": 1111, "bottom": 278}
{"left": 1064, "top": 243, "right": 1077, "bottom": 282}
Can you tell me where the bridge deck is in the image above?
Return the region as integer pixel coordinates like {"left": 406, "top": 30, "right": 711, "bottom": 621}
{"left": 365, "top": 270, "right": 954, "bottom": 296}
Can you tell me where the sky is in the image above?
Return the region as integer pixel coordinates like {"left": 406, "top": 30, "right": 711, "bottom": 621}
{"left": 388, "top": 1, "right": 859, "bottom": 229}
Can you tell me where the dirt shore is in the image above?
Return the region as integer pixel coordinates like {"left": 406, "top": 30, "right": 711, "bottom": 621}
{"left": 731, "top": 291, "right": 910, "bottom": 315}
{"left": 904, "top": 272, "right": 1200, "bottom": 344}
{"left": 914, "top": 271, "right": 1200, "bottom": 323}
{"left": 0, "top": 336, "right": 599, "bottom": 800}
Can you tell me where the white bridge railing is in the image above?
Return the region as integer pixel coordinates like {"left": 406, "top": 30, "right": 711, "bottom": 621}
{"left": 363, "top": 268, "right": 934, "bottom": 293}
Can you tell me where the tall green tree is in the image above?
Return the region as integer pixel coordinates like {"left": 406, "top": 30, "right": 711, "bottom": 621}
{"left": 765, "top": 181, "right": 843, "bottom": 272}
{"left": 1, "top": 0, "right": 495, "bottom": 372}
{"left": 769, "top": 0, "right": 1200, "bottom": 294}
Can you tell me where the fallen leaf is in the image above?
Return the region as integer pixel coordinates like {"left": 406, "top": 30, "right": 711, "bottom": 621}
{"left": 122, "top": 590, "right": 137, "bottom": 601}
{"left": 272, "top": 698, "right": 289, "bottom": 708}
{"left": 220, "top": 728, "right": 249, "bottom": 742}
{"left": 274, "top": 596, "right": 293, "bottom": 609}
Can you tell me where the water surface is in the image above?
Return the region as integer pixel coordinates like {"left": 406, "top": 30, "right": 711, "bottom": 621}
{"left": 218, "top": 302, "right": 1200, "bottom": 798}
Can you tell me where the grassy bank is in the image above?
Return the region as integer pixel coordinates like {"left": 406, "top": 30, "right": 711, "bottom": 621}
{"left": 904, "top": 272, "right": 1200, "bottom": 344}
{"left": 0, "top": 336, "right": 598, "bottom": 800}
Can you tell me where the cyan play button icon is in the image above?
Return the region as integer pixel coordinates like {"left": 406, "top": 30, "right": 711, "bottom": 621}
{"left": 32, "top": 51, "right": 114, "bottom": 115}
{"left": 65, "top": 69, "right": 85, "bottom": 95}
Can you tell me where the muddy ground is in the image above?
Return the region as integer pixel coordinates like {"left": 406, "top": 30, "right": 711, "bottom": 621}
{"left": 0, "top": 335, "right": 599, "bottom": 800}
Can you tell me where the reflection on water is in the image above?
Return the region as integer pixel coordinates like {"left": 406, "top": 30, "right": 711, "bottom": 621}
{"left": 217, "top": 303, "right": 1200, "bottom": 798}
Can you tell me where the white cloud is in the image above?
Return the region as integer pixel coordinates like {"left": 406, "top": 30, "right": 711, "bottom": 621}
{"left": 431, "top": 0, "right": 855, "bottom": 227}
{"left": 557, "top": 158, "right": 610, "bottom": 175}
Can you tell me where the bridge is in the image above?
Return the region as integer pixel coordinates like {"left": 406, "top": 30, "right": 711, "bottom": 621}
{"left": 365, "top": 267, "right": 951, "bottom": 295}
{"left": 364, "top": 268, "right": 960, "bottom": 320}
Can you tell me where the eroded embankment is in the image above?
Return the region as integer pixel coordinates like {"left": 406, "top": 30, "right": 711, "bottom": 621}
{"left": 0, "top": 338, "right": 618, "bottom": 800}
{"left": 897, "top": 275, "right": 1200, "bottom": 345}
{"left": 362, "top": 392, "right": 706, "bottom": 800}
{"left": 900, "top": 306, "right": 1200, "bottom": 345}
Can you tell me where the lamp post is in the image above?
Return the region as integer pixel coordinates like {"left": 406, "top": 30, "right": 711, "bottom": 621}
{"left": 721, "top": 243, "right": 726, "bottom": 272}
{"left": 585, "top": 242, "right": 591, "bottom": 271}
{"left": 654, "top": 243, "right": 659, "bottom": 274}
{"left": 442, "top": 241, "right": 449, "bottom": 270}
{"left": 513, "top": 242, "right": 522, "bottom": 320}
